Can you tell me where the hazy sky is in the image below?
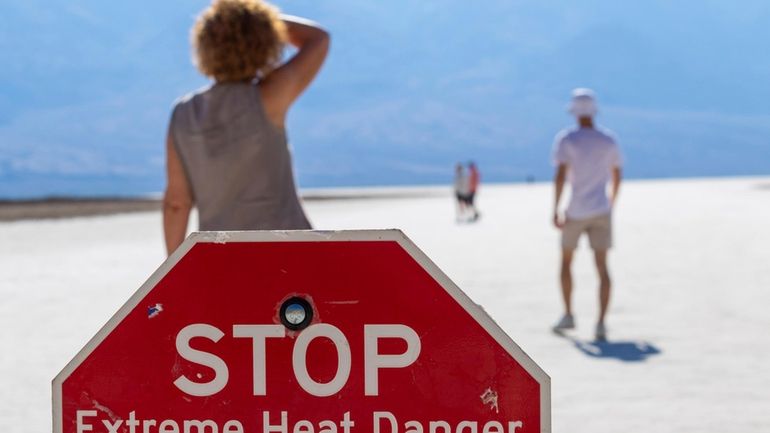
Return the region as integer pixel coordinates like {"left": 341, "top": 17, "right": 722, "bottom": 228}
{"left": 1, "top": 0, "right": 769, "bottom": 197}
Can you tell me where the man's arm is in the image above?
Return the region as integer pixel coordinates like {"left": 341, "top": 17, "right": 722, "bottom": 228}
{"left": 610, "top": 166, "right": 622, "bottom": 207}
{"left": 553, "top": 164, "right": 568, "bottom": 228}
{"left": 163, "top": 133, "right": 193, "bottom": 255}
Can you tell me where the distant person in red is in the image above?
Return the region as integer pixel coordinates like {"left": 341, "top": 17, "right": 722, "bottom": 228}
{"left": 466, "top": 161, "right": 481, "bottom": 221}
{"left": 162, "top": 0, "right": 330, "bottom": 255}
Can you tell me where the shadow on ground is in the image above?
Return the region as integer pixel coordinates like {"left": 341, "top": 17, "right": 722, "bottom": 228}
{"left": 557, "top": 333, "right": 662, "bottom": 362}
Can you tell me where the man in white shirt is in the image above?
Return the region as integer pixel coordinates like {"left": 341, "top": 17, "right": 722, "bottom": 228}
{"left": 552, "top": 88, "right": 622, "bottom": 341}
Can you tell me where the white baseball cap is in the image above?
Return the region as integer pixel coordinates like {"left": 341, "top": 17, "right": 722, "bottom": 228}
{"left": 568, "top": 88, "right": 598, "bottom": 117}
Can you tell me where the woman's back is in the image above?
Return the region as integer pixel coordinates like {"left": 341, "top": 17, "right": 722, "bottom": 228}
{"left": 162, "top": 1, "right": 329, "bottom": 254}
{"left": 170, "top": 82, "right": 310, "bottom": 231}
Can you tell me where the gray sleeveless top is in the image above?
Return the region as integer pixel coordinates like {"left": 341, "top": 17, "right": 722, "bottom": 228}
{"left": 170, "top": 82, "right": 311, "bottom": 231}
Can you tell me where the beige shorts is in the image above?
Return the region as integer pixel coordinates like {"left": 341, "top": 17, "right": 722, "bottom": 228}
{"left": 562, "top": 213, "right": 613, "bottom": 251}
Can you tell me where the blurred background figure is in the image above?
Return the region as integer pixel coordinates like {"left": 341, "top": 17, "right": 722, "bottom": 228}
{"left": 467, "top": 161, "right": 481, "bottom": 221}
{"left": 162, "top": 0, "right": 329, "bottom": 255}
{"left": 551, "top": 88, "right": 623, "bottom": 341}
{"left": 452, "top": 161, "right": 481, "bottom": 222}
{"left": 453, "top": 163, "right": 469, "bottom": 221}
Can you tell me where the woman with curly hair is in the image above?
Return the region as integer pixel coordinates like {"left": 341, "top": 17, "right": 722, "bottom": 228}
{"left": 163, "top": 0, "right": 329, "bottom": 254}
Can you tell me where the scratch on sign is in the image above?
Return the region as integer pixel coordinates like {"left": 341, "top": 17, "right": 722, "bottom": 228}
{"left": 92, "top": 400, "right": 119, "bottom": 423}
{"left": 480, "top": 388, "right": 499, "bottom": 413}
{"left": 148, "top": 303, "right": 163, "bottom": 318}
{"left": 312, "top": 231, "right": 335, "bottom": 240}
{"left": 214, "top": 232, "right": 231, "bottom": 244}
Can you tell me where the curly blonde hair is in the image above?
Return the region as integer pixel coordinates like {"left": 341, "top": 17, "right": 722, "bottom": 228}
{"left": 192, "top": 0, "right": 286, "bottom": 82}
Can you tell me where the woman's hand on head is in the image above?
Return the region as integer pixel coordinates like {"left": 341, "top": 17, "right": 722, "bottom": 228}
{"left": 259, "top": 15, "right": 330, "bottom": 128}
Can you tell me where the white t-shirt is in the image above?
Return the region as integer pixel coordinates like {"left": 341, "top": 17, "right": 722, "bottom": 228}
{"left": 552, "top": 126, "right": 623, "bottom": 220}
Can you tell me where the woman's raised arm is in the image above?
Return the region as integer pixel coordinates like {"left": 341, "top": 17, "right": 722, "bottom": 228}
{"left": 260, "top": 15, "right": 330, "bottom": 127}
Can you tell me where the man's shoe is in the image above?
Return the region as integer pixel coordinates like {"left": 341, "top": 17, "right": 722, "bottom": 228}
{"left": 595, "top": 322, "right": 607, "bottom": 341}
{"left": 552, "top": 314, "right": 575, "bottom": 332}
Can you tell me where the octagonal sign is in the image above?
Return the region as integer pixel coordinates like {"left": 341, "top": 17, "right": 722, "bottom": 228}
{"left": 54, "top": 230, "right": 550, "bottom": 433}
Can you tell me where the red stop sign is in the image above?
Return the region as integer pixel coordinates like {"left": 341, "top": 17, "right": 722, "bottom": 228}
{"left": 54, "top": 230, "right": 550, "bottom": 433}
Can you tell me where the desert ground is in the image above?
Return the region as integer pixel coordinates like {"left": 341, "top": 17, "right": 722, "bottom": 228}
{"left": 1, "top": 177, "right": 769, "bottom": 432}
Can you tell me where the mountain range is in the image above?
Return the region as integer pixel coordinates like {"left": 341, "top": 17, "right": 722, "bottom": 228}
{"left": 1, "top": 0, "right": 769, "bottom": 198}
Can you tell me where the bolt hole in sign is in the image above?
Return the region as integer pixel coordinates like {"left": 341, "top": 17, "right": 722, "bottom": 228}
{"left": 53, "top": 230, "right": 550, "bottom": 433}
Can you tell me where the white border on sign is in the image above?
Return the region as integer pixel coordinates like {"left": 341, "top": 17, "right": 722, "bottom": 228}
{"left": 53, "top": 229, "right": 551, "bottom": 433}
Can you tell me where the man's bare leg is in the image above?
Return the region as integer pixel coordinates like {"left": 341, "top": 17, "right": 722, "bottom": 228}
{"left": 560, "top": 249, "right": 574, "bottom": 316}
{"left": 594, "top": 249, "right": 611, "bottom": 325}
{"left": 552, "top": 248, "right": 576, "bottom": 331}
